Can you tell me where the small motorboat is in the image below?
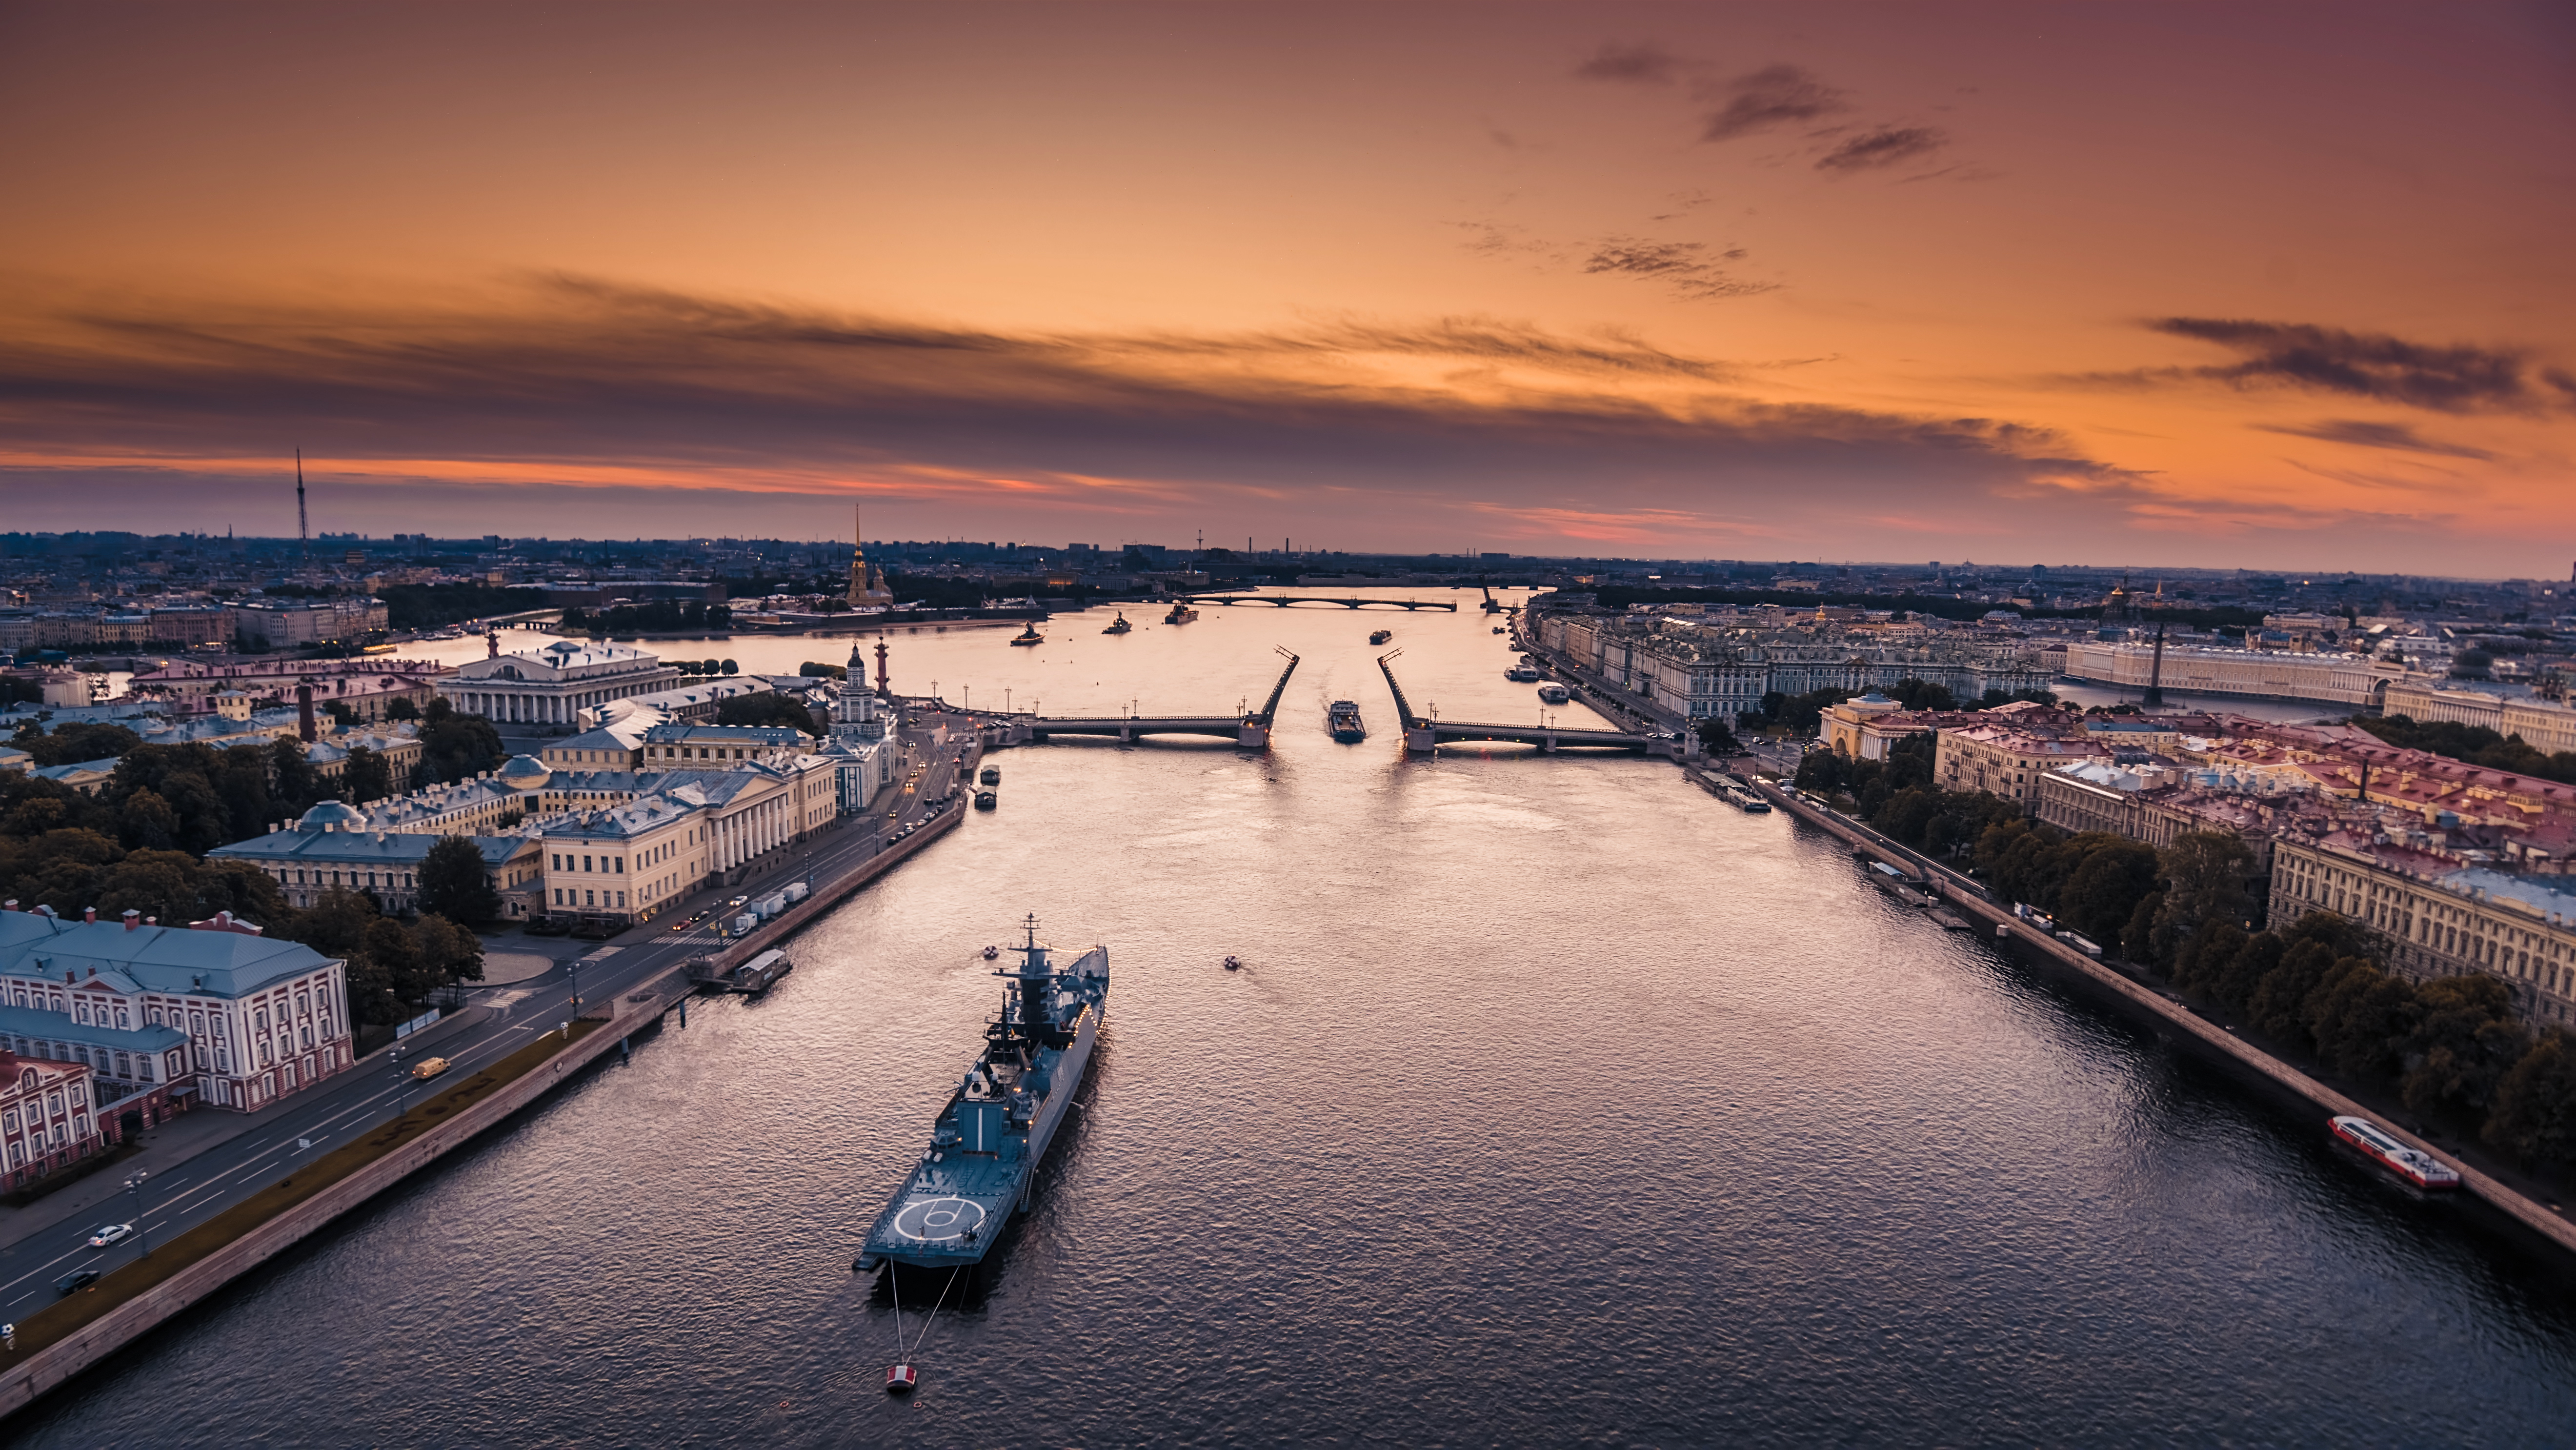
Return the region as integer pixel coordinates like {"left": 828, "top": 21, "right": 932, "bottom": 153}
{"left": 1491, "top": 626, "right": 1506, "bottom": 634}
{"left": 1368, "top": 628, "right": 1392, "bottom": 645}
{"left": 983, "top": 945, "right": 1000, "bottom": 960}
{"left": 1223, "top": 955, "right": 1241, "bottom": 971}
{"left": 886, "top": 1364, "right": 919, "bottom": 1393}
{"left": 1009, "top": 623, "right": 1044, "bottom": 646}
{"left": 1103, "top": 612, "right": 1132, "bottom": 634}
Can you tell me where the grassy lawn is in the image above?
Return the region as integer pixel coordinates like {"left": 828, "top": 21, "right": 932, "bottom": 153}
{"left": 0, "top": 1022, "right": 600, "bottom": 1364}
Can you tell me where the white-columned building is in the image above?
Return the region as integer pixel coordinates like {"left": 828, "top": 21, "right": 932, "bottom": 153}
{"left": 2058, "top": 640, "right": 2406, "bottom": 707}
{"left": 442, "top": 642, "right": 681, "bottom": 732}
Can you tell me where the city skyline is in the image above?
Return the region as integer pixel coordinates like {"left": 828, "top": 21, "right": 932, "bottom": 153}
{"left": 2, "top": 3, "right": 2569, "bottom": 572}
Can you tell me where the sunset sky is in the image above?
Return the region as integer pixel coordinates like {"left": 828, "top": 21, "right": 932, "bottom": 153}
{"left": 2, "top": 2, "right": 2569, "bottom": 574}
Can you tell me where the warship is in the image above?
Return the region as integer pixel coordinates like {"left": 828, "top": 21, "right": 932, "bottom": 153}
{"left": 855, "top": 917, "right": 1110, "bottom": 1280}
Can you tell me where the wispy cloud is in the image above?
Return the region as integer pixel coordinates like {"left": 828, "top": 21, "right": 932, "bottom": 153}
{"left": 1816, "top": 125, "right": 1946, "bottom": 173}
{"left": 1573, "top": 41, "right": 1682, "bottom": 85}
{"left": 1578, "top": 239, "right": 1775, "bottom": 301}
{"left": 1698, "top": 64, "right": 1849, "bottom": 142}
{"left": 2148, "top": 318, "right": 2558, "bottom": 413}
{"left": 2255, "top": 418, "right": 2499, "bottom": 460}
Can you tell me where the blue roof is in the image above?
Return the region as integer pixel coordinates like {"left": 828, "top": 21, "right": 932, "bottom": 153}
{"left": 0, "top": 912, "right": 338, "bottom": 999}
{"left": 0, "top": 1004, "right": 187, "bottom": 1055}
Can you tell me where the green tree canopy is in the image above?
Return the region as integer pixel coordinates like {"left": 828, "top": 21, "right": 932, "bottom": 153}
{"left": 418, "top": 834, "right": 500, "bottom": 924}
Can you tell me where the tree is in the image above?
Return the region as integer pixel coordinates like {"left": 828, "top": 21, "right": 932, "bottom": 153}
{"left": 342, "top": 745, "right": 393, "bottom": 804}
{"left": 117, "top": 788, "right": 179, "bottom": 851}
{"left": 418, "top": 835, "right": 500, "bottom": 923}
{"left": 413, "top": 913, "right": 486, "bottom": 986}
{"left": 1886, "top": 678, "right": 1957, "bottom": 711}
{"left": 384, "top": 697, "right": 421, "bottom": 721}
{"left": 2148, "top": 831, "right": 2255, "bottom": 969}
{"left": 2486, "top": 1031, "right": 2576, "bottom": 1170}
{"left": 2400, "top": 974, "right": 2527, "bottom": 1121}
{"left": 270, "top": 736, "right": 318, "bottom": 813}
{"left": 2303, "top": 959, "right": 2418, "bottom": 1082}
{"left": 2056, "top": 836, "right": 2161, "bottom": 945}
{"left": 16, "top": 722, "right": 141, "bottom": 767}
{"left": 1694, "top": 717, "right": 1742, "bottom": 755}
{"left": 715, "top": 693, "right": 823, "bottom": 736}
{"left": 719, "top": 659, "right": 739, "bottom": 676}
{"left": 418, "top": 700, "right": 503, "bottom": 785}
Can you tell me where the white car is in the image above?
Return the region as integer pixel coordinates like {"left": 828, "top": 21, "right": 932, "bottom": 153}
{"left": 87, "top": 1223, "right": 134, "bottom": 1249}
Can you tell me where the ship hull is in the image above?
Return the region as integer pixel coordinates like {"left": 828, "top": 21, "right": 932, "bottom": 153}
{"left": 857, "top": 945, "right": 1110, "bottom": 1276}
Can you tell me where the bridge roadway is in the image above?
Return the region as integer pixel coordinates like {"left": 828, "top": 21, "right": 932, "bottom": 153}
{"left": 1006, "top": 715, "right": 1265, "bottom": 746}
{"left": 1181, "top": 593, "right": 1456, "bottom": 611}
{"left": 1372, "top": 650, "right": 1691, "bottom": 757}
{"left": 0, "top": 713, "right": 974, "bottom": 1328}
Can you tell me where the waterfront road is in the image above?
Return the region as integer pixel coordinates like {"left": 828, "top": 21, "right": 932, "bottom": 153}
{"left": 0, "top": 715, "right": 972, "bottom": 1327}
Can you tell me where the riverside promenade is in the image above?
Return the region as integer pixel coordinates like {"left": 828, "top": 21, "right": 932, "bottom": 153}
{"left": 1751, "top": 777, "right": 2576, "bottom": 1260}
{"left": 0, "top": 714, "right": 978, "bottom": 1422}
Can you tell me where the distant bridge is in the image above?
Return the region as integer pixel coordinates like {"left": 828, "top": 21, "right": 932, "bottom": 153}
{"left": 1181, "top": 593, "right": 1456, "bottom": 612}
{"left": 1375, "top": 651, "right": 1692, "bottom": 758}
{"left": 994, "top": 648, "right": 1301, "bottom": 748}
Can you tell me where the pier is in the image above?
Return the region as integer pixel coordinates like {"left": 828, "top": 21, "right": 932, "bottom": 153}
{"left": 1182, "top": 592, "right": 1456, "bottom": 611}
{"left": 992, "top": 648, "right": 1300, "bottom": 748}
{"left": 1375, "top": 652, "right": 1695, "bottom": 758}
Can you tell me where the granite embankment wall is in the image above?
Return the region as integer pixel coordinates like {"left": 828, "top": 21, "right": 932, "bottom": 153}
{"left": 1751, "top": 778, "right": 2576, "bottom": 1260}
{"left": 1, "top": 760, "right": 975, "bottom": 1417}
{"left": 0, "top": 994, "right": 659, "bottom": 1417}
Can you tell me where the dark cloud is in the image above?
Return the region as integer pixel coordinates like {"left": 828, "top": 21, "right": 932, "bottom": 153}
{"left": 1815, "top": 125, "right": 1946, "bottom": 172}
{"left": 1698, "top": 64, "right": 1848, "bottom": 142}
{"left": 2255, "top": 418, "right": 2498, "bottom": 461}
{"left": 1573, "top": 41, "right": 1681, "bottom": 85}
{"left": 0, "top": 275, "right": 2146, "bottom": 549}
{"left": 2149, "top": 318, "right": 2550, "bottom": 413}
{"left": 1579, "top": 239, "right": 1772, "bottom": 301}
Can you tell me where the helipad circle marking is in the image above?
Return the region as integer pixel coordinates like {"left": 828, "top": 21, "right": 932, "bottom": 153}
{"left": 892, "top": 1196, "right": 988, "bottom": 1242}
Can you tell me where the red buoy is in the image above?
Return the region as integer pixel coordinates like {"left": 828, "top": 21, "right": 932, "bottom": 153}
{"left": 886, "top": 1364, "right": 919, "bottom": 1393}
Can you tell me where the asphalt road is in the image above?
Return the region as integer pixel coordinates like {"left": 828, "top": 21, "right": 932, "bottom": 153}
{"left": 0, "top": 716, "right": 972, "bottom": 1326}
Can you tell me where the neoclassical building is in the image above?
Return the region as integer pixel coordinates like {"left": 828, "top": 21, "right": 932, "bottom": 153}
{"left": 441, "top": 642, "right": 681, "bottom": 732}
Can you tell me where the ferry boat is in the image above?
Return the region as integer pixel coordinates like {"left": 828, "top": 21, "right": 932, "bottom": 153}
{"left": 1505, "top": 665, "right": 1541, "bottom": 682}
{"left": 1102, "top": 612, "right": 1132, "bottom": 634}
{"left": 2330, "top": 1115, "right": 2462, "bottom": 1190}
{"left": 1328, "top": 699, "right": 1367, "bottom": 743}
{"left": 1535, "top": 682, "right": 1570, "bottom": 704}
{"left": 1163, "top": 601, "right": 1198, "bottom": 624}
{"left": 855, "top": 918, "right": 1110, "bottom": 1282}
{"left": 1009, "top": 623, "right": 1044, "bottom": 646}
{"left": 974, "top": 789, "right": 998, "bottom": 810}
{"left": 1368, "top": 628, "right": 1392, "bottom": 645}
{"left": 980, "top": 765, "right": 1000, "bottom": 785}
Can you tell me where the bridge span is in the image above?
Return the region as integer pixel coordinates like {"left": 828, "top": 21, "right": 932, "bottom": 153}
{"left": 1181, "top": 593, "right": 1456, "bottom": 611}
{"left": 1375, "top": 651, "right": 1694, "bottom": 759}
{"left": 992, "top": 648, "right": 1301, "bottom": 748}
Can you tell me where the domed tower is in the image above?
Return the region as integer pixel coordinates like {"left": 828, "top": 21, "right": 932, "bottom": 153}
{"left": 846, "top": 503, "right": 893, "bottom": 609}
{"left": 833, "top": 643, "right": 886, "bottom": 742}
{"left": 498, "top": 754, "right": 553, "bottom": 793}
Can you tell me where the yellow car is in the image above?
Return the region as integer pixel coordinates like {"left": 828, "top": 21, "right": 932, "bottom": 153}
{"left": 409, "top": 1056, "right": 452, "bottom": 1082}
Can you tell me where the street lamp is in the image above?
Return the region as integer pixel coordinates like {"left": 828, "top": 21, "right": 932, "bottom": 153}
{"left": 392, "top": 1045, "right": 409, "bottom": 1119}
{"left": 124, "top": 1169, "right": 151, "bottom": 1258}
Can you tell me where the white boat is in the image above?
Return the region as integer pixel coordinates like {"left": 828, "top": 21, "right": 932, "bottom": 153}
{"left": 1535, "top": 682, "right": 1570, "bottom": 704}
{"left": 2329, "top": 1116, "right": 2462, "bottom": 1190}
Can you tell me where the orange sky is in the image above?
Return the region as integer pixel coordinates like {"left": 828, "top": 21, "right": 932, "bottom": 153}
{"left": 2, "top": 2, "right": 2570, "bottom": 573}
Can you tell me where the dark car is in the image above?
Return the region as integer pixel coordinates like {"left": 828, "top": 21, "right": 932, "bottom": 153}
{"left": 55, "top": 1267, "right": 101, "bottom": 1295}
{"left": 525, "top": 918, "right": 571, "bottom": 937}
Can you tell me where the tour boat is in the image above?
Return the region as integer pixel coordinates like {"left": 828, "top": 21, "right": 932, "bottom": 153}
{"left": 1368, "top": 628, "right": 1392, "bottom": 645}
{"left": 1009, "top": 623, "right": 1044, "bottom": 646}
{"left": 1535, "top": 682, "right": 1570, "bottom": 704}
{"left": 2329, "top": 1115, "right": 2462, "bottom": 1190}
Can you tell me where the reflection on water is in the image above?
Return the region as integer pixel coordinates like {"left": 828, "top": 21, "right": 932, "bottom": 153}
{"left": 26, "top": 592, "right": 2576, "bottom": 1447}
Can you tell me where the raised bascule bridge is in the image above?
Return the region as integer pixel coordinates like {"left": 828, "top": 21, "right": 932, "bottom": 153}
{"left": 1375, "top": 651, "right": 1693, "bottom": 759}
{"left": 992, "top": 648, "right": 1301, "bottom": 748}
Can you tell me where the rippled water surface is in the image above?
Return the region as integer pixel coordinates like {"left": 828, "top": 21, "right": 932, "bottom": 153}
{"left": 26, "top": 594, "right": 2576, "bottom": 1446}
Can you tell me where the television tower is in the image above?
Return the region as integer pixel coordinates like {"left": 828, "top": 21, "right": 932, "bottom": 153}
{"left": 296, "top": 448, "right": 309, "bottom": 559}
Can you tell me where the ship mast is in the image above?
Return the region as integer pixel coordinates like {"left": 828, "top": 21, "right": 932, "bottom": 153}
{"left": 990, "top": 913, "right": 1065, "bottom": 1047}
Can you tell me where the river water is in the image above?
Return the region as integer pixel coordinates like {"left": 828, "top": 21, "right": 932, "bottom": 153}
{"left": 26, "top": 591, "right": 2576, "bottom": 1446}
